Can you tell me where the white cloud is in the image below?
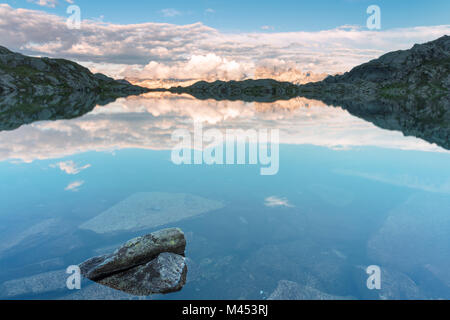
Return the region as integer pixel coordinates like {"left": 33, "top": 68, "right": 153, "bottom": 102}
{"left": 264, "top": 196, "right": 294, "bottom": 208}
{"left": 1, "top": 4, "right": 448, "bottom": 82}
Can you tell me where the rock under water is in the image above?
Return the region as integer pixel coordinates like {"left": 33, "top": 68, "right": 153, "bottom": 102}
{"left": 268, "top": 280, "right": 352, "bottom": 300}
{"left": 79, "top": 192, "right": 224, "bottom": 234}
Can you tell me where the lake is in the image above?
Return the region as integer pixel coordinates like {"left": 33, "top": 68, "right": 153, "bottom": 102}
{"left": 0, "top": 92, "right": 449, "bottom": 300}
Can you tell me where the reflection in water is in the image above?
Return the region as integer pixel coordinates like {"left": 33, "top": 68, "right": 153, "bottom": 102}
{"left": 302, "top": 95, "right": 450, "bottom": 151}
{"left": 0, "top": 92, "right": 446, "bottom": 163}
{"left": 0, "top": 90, "right": 146, "bottom": 132}
{"left": 0, "top": 91, "right": 449, "bottom": 300}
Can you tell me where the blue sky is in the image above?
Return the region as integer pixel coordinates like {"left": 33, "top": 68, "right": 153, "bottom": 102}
{"left": 4, "top": 0, "right": 450, "bottom": 32}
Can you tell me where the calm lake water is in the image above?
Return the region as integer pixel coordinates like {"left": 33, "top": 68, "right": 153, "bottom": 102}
{"left": 0, "top": 92, "right": 449, "bottom": 300}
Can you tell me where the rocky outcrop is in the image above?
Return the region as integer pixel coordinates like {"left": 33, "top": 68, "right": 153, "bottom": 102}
{"left": 165, "top": 79, "right": 300, "bottom": 102}
{"left": 298, "top": 35, "right": 450, "bottom": 101}
{"left": 0, "top": 46, "right": 149, "bottom": 95}
{"left": 0, "top": 46, "right": 150, "bottom": 131}
{"left": 79, "top": 228, "right": 188, "bottom": 296}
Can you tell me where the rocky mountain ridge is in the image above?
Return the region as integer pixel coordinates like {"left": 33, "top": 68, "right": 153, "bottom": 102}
{"left": 299, "top": 35, "right": 449, "bottom": 101}
{"left": 0, "top": 46, "right": 149, "bottom": 95}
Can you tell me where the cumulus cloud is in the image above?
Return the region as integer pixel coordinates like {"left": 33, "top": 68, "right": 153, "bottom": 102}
{"left": 1, "top": 4, "right": 449, "bottom": 82}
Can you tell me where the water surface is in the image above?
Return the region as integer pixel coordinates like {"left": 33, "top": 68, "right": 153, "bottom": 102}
{"left": 0, "top": 92, "right": 448, "bottom": 300}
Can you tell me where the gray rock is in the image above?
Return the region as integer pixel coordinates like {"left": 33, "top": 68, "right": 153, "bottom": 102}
{"left": 80, "top": 228, "right": 186, "bottom": 280}
{"left": 0, "top": 45, "right": 149, "bottom": 95}
{"left": 79, "top": 228, "right": 188, "bottom": 296}
{"left": 99, "top": 253, "right": 187, "bottom": 296}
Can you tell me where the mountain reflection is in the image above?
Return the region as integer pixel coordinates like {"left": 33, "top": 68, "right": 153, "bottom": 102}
{"left": 0, "top": 91, "right": 447, "bottom": 163}
{"left": 0, "top": 91, "right": 144, "bottom": 132}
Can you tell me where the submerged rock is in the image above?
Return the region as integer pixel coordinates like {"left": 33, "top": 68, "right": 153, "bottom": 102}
{"left": 79, "top": 192, "right": 224, "bottom": 234}
{"left": 368, "top": 193, "right": 450, "bottom": 293}
{"left": 79, "top": 228, "right": 188, "bottom": 296}
{"left": 268, "top": 280, "right": 352, "bottom": 300}
{"left": 0, "top": 219, "right": 63, "bottom": 257}
{"left": 59, "top": 281, "right": 143, "bottom": 300}
{"left": 0, "top": 269, "right": 68, "bottom": 298}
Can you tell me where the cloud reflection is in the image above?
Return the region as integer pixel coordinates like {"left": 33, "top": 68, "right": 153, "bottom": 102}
{"left": 64, "top": 180, "right": 84, "bottom": 192}
{"left": 50, "top": 161, "right": 91, "bottom": 175}
{"left": 264, "top": 196, "right": 293, "bottom": 208}
{"left": 0, "top": 93, "right": 446, "bottom": 163}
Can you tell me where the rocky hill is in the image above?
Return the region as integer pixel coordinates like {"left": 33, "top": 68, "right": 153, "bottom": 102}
{"left": 0, "top": 46, "right": 149, "bottom": 95}
{"left": 299, "top": 35, "right": 449, "bottom": 102}
{"left": 166, "top": 79, "right": 299, "bottom": 102}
